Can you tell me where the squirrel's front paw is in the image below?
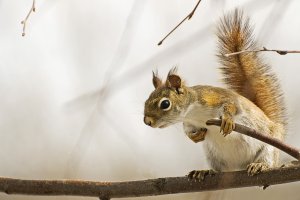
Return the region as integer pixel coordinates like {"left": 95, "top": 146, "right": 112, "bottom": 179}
{"left": 188, "top": 169, "right": 216, "bottom": 181}
{"left": 220, "top": 114, "right": 235, "bottom": 136}
{"left": 187, "top": 128, "right": 207, "bottom": 143}
{"left": 247, "top": 162, "right": 269, "bottom": 176}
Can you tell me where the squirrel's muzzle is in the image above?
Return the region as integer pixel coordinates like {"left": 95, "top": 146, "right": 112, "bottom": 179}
{"left": 144, "top": 116, "right": 154, "bottom": 127}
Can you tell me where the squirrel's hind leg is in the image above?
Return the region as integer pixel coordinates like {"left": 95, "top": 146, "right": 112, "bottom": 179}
{"left": 187, "top": 169, "right": 216, "bottom": 181}
{"left": 247, "top": 162, "right": 269, "bottom": 176}
{"left": 247, "top": 145, "right": 278, "bottom": 176}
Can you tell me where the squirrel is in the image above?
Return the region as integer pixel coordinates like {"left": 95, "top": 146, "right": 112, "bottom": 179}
{"left": 143, "top": 9, "right": 286, "bottom": 179}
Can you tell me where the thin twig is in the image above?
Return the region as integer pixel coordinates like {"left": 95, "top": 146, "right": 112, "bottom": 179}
{"left": 206, "top": 119, "right": 300, "bottom": 160}
{"left": 21, "top": 0, "right": 36, "bottom": 36}
{"left": 224, "top": 47, "right": 300, "bottom": 57}
{"left": 0, "top": 165, "right": 300, "bottom": 198}
{"left": 158, "top": 0, "right": 202, "bottom": 46}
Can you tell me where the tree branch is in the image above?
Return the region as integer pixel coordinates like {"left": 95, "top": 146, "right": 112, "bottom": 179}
{"left": 21, "top": 0, "right": 36, "bottom": 36}
{"left": 158, "top": 0, "right": 202, "bottom": 46}
{"left": 206, "top": 119, "right": 300, "bottom": 160}
{"left": 0, "top": 165, "right": 300, "bottom": 199}
{"left": 223, "top": 46, "right": 300, "bottom": 57}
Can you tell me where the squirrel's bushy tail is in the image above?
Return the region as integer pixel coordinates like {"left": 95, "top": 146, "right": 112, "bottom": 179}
{"left": 216, "top": 9, "right": 286, "bottom": 127}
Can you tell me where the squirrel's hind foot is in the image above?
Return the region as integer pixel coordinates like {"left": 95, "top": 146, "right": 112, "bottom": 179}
{"left": 188, "top": 169, "right": 216, "bottom": 181}
{"left": 247, "top": 162, "right": 269, "bottom": 176}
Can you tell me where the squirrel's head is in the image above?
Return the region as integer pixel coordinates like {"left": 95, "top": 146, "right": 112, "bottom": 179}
{"left": 144, "top": 67, "right": 191, "bottom": 128}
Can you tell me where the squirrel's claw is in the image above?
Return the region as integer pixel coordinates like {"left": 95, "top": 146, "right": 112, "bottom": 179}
{"left": 220, "top": 115, "right": 235, "bottom": 136}
{"left": 188, "top": 169, "right": 216, "bottom": 182}
{"left": 247, "top": 162, "right": 269, "bottom": 176}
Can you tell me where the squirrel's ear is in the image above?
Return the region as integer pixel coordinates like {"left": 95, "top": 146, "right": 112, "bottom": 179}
{"left": 166, "top": 74, "right": 181, "bottom": 88}
{"left": 166, "top": 74, "right": 183, "bottom": 94}
{"left": 152, "top": 70, "right": 162, "bottom": 89}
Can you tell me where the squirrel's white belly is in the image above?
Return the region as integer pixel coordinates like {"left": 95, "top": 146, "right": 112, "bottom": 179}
{"left": 184, "top": 103, "right": 265, "bottom": 171}
{"left": 204, "top": 126, "right": 262, "bottom": 171}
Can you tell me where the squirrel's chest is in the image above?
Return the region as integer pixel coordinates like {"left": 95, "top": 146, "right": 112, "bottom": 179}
{"left": 183, "top": 103, "right": 220, "bottom": 126}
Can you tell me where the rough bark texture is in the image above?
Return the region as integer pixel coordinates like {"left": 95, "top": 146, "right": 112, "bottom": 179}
{"left": 0, "top": 165, "right": 300, "bottom": 199}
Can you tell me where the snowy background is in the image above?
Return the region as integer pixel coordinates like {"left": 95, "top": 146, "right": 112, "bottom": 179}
{"left": 0, "top": 0, "right": 300, "bottom": 199}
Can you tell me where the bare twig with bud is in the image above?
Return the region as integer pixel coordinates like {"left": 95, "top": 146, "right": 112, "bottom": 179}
{"left": 21, "top": 0, "right": 36, "bottom": 36}
{"left": 223, "top": 47, "right": 300, "bottom": 57}
{"left": 158, "top": 0, "right": 202, "bottom": 46}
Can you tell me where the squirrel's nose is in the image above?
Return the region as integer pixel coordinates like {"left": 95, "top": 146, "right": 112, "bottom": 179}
{"left": 144, "top": 116, "right": 154, "bottom": 127}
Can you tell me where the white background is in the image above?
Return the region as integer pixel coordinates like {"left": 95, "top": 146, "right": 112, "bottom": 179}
{"left": 0, "top": 0, "right": 300, "bottom": 199}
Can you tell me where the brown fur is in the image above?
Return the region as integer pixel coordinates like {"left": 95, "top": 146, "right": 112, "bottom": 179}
{"left": 216, "top": 9, "right": 286, "bottom": 128}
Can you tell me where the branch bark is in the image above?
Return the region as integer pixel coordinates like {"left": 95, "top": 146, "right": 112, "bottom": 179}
{"left": 0, "top": 165, "right": 300, "bottom": 199}
{"left": 206, "top": 119, "right": 300, "bottom": 160}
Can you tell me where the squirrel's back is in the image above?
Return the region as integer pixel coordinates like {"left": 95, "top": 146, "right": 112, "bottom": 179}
{"left": 216, "top": 9, "right": 286, "bottom": 128}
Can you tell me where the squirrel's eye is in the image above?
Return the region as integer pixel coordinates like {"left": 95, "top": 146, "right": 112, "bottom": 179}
{"left": 158, "top": 98, "right": 172, "bottom": 111}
